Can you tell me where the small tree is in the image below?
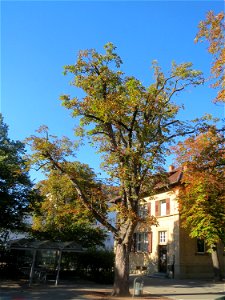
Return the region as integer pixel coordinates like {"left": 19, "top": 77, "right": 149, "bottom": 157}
{"left": 0, "top": 114, "right": 36, "bottom": 241}
{"left": 32, "top": 166, "right": 107, "bottom": 247}
{"left": 173, "top": 128, "right": 225, "bottom": 280}
{"left": 195, "top": 11, "right": 225, "bottom": 103}
{"left": 27, "top": 44, "right": 204, "bottom": 296}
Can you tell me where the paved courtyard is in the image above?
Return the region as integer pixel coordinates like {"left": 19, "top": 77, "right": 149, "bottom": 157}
{"left": 0, "top": 276, "right": 224, "bottom": 300}
{"left": 142, "top": 276, "right": 225, "bottom": 300}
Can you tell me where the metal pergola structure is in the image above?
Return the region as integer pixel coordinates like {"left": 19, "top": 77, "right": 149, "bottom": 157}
{"left": 8, "top": 238, "right": 84, "bottom": 286}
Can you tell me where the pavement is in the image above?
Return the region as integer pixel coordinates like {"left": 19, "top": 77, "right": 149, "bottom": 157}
{"left": 0, "top": 276, "right": 224, "bottom": 300}
{"left": 139, "top": 275, "right": 225, "bottom": 300}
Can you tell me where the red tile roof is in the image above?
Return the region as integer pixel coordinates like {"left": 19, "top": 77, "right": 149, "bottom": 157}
{"left": 154, "top": 167, "right": 183, "bottom": 190}
{"left": 168, "top": 167, "right": 183, "bottom": 185}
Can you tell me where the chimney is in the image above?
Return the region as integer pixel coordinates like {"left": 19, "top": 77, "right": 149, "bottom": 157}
{"left": 169, "top": 165, "right": 175, "bottom": 172}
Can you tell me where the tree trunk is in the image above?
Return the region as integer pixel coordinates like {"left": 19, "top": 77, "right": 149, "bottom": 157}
{"left": 112, "top": 242, "right": 131, "bottom": 296}
{"left": 211, "top": 244, "right": 222, "bottom": 281}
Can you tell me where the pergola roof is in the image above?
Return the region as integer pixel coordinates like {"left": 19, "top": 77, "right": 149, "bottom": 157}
{"left": 8, "top": 238, "right": 84, "bottom": 286}
{"left": 9, "top": 238, "right": 84, "bottom": 252}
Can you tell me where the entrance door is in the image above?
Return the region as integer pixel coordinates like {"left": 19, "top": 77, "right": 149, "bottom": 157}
{"left": 158, "top": 245, "right": 167, "bottom": 273}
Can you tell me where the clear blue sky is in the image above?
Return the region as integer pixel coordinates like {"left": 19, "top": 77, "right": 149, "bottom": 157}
{"left": 1, "top": 0, "right": 224, "bottom": 182}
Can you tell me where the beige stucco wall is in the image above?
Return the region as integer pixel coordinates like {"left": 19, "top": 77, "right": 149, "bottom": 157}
{"left": 179, "top": 228, "right": 225, "bottom": 279}
{"left": 130, "top": 190, "right": 181, "bottom": 276}
{"left": 130, "top": 189, "right": 225, "bottom": 279}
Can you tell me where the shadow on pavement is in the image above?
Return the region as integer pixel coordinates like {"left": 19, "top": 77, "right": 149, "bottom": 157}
{"left": 0, "top": 277, "right": 224, "bottom": 300}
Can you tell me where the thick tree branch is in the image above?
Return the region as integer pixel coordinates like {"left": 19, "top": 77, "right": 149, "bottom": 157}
{"left": 84, "top": 113, "right": 105, "bottom": 123}
{"left": 105, "top": 122, "right": 118, "bottom": 150}
{"left": 44, "top": 152, "right": 118, "bottom": 236}
{"left": 128, "top": 107, "right": 138, "bottom": 148}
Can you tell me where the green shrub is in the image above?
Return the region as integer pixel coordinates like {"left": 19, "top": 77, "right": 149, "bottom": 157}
{"left": 76, "top": 249, "right": 115, "bottom": 284}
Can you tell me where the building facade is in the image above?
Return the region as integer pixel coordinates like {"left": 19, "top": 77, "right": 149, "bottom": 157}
{"left": 130, "top": 167, "right": 225, "bottom": 279}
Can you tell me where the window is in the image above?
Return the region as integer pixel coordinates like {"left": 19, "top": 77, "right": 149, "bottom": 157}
{"left": 159, "top": 231, "right": 167, "bottom": 244}
{"left": 137, "top": 233, "right": 148, "bottom": 252}
{"left": 160, "top": 200, "right": 167, "bottom": 216}
{"left": 134, "top": 232, "right": 152, "bottom": 252}
{"left": 155, "top": 199, "right": 170, "bottom": 216}
{"left": 197, "top": 239, "right": 205, "bottom": 253}
{"left": 138, "top": 205, "right": 148, "bottom": 219}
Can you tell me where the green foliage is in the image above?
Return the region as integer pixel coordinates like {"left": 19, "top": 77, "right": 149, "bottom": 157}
{"left": 61, "top": 43, "right": 203, "bottom": 185}
{"left": 27, "top": 43, "right": 206, "bottom": 295}
{"left": 173, "top": 128, "right": 225, "bottom": 249}
{"left": 27, "top": 44, "right": 205, "bottom": 240}
{"left": 60, "top": 43, "right": 204, "bottom": 226}
{"left": 76, "top": 248, "right": 115, "bottom": 284}
{"left": 195, "top": 11, "right": 225, "bottom": 103}
{"left": 0, "top": 114, "right": 38, "bottom": 238}
{"left": 32, "top": 168, "right": 107, "bottom": 247}
{"left": 26, "top": 125, "right": 118, "bottom": 236}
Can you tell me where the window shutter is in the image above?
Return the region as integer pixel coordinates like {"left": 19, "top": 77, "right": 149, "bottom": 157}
{"left": 166, "top": 198, "right": 170, "bottom": 215}
{"left": 148, "top": 232, "right": 152, "bottom": 253}
{"left": 155, "top": 200, "right": 159, "bottom": 216}
{"left": 148, "top": 202, "right": 151, "bottom": 215}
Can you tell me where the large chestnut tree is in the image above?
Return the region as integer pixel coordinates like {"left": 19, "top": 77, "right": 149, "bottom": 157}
{"left": 27, "top": 44, "right": 204, "bottom": 296}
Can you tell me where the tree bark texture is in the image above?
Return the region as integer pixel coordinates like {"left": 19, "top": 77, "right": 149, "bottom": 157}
{"left": 112, "top": 242, "right": 131, "bottom": 296}
{"left": 211, "top": 245, "right": 223, "bottom": 281}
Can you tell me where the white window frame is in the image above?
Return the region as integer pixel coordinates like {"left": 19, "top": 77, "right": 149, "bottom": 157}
{"left": 159, "top": 231, "right": 167, "bottom": 244}
{"left": 160, "top": 200, "right": 167, "bottom": 216}
{"left": 136, "top": 232, "right": 149, "bottom": 252}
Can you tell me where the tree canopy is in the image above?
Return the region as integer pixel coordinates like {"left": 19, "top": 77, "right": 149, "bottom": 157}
{"left": 27, "top": 43, "right": 205, "bottom": 296}
{"left": 0, "top": 114, "right": 36, "bottom": 240}
{"left": 173, "top": 128, "right": 225, "bottom": 247}
{"left": 32, "top": 165, "right": 107, "bottom": 248}
{"left": 195, "top": 11, "right": 225, "bottom": 103}
{"left": 61, "top": 43, "right": 204, "bottom": 187}
{"left": 173, "top": 127, "right": 225, "bottom": 279}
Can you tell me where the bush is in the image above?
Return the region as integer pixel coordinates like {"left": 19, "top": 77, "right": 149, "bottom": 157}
{"left": 75, "top": 249, "right": 114, "bottom": 284}
{"left": 0, "top": 249, "right": 21, "bottom": 279}
{"left": 0, "top": 247, "right": 115, "bottom": 284}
